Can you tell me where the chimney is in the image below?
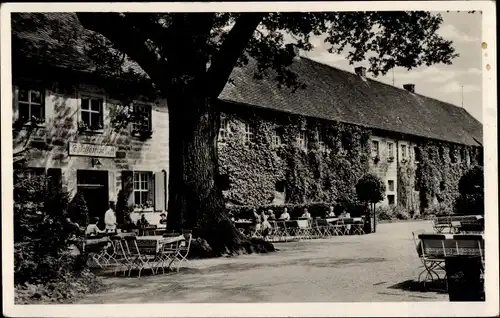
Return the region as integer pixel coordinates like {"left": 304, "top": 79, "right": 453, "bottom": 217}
{"left": 354, "top": 66, "right": 367, "bottom": 78}
{"left": 403, "top": 84, "right": 415, "bottom": 93}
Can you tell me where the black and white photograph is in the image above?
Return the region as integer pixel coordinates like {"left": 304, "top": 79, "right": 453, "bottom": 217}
{"left": 1, "top": 2, "right": 498, "bottom": 317}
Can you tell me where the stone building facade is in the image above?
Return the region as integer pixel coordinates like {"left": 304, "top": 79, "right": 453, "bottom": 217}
{"left": 12, "top": 77, "right": 169, "bottom": 225}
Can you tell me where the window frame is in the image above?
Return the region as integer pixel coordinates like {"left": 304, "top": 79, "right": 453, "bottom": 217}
{"left": 15, "top": 86, "right": 46, "bottom": 125}
{"left": 133, "top": 171, "right": 154, "bottom": 209}
{"left": 218, "top": 117, "right": 230, "bottom": 142}
{"left": 297, "top": 130, "right": 308, "bottom": 150}
{"left": 272, "top": 129, "right": 282, "bottom": 147}
{"left": 371, "top": 140, "right": 380, "bottom": 158}
{"left": 131, "top": 102, "right": 153, "bottom": 137}
{"left": 388, "top": 180, "right": 395, "bottom": 192}
{"left": 317, "top": 131, "right": 326, "bottom": 153}
{"left": 387, "top": 142, "right": 394, "bottom": 160}
{"left": 387, "top": 194, "right": 395, "bottom": 206}
{"left": 78, "top": 93, "right": 105, "bottom": 133}
{"left": 401, "top": 144, "right": 407, "bottom": 159}
{"left": 244, "top": 122, "right": 256, "bottom": 145}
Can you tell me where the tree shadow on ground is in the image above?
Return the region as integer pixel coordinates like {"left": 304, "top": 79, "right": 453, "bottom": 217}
{"left": 388, "top": 279, "right": 448, "bottom": 294}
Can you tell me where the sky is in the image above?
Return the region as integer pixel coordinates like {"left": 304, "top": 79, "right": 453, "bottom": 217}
{"left": 303, "top": 11, "right": 483, "bottom": 122}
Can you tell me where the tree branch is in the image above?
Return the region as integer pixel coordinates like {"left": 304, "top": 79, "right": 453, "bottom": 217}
{"left": 76, "top": 13, "right": 170, "bottom": 88}
{"left": 204, "top": 13, "right": 264, "bottom": 98}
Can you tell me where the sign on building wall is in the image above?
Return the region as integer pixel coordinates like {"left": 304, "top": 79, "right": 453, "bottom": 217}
{"left": 68, "top": 142, "right": 117, "bottom": 158}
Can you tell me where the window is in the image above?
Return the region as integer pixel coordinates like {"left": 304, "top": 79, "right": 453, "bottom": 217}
{"left": 131, "top": 104, "right": 152, "bottom": 135}
{"left": 17, "top": 88, "right": 45, "bottom": 123}
{"left": 317, "top": 132, "right": 326, "bottom": 152}
{"left": 388, "top": 180, "right": 395, "bottom": 192}
{"left": 244, "top": 122, "right": 256, "bottom": 144}
{"left": 439, "top": 147, "right": 445, "bottom": 161}
{"left": 401, "top": 144, "right": 407, "bottom": 159}
{"left": 387, "top": 195, "right": 395, "bottom": 206}
{"left": 219, "top": 117, "right": 229, "bottom": 141}
{"left": 275, "top": 180, "right": 286, "bottom": 193}
{"left": 387, "top": 142, "right": 394, "bottom": 160}
{"left": 450, "top": 148, "right": 457, "bottom": 163}
{"left": 272, "top": 130, "right": 282, "bottom": 147}
{"left": 297, "top": 130, "right": 308, "bottom": 149}
{"left": 371, "top": 140, "right": 379, "bottom": 157}
{"left": 133, "top": 172, "right": 153, "bottom": 208}
{"left": 414, "top": 147, "right": 421, "bottom": 162}
{"left": 80, "top": 97, "right": 103, "bottom": 130}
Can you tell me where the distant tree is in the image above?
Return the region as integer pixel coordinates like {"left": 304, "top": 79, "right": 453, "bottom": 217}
{"left": 13, "top": 11, "right": 459, "bottom": 254}
{"left": 455, "top": 165, "right": 484, "bottom": 215}
{"left": 356, "top": 173, "right": 386, "bottom": 232}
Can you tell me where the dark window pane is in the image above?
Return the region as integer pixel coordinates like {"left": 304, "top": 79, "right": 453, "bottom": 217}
{"left": 141, "top": 192, "right": 148, "bottom": 205}
{"left": 31, "top": 105, "right": 44, "bottom": 121}
{"left": 134, "top": 192, "right": 141, "bottom": 205}
{"left": 18, "top": 89, "right": 29, "bottom": 102}
{"left": 91, "top": 113, "right": 101, "bottom": 127}
{"left": 30, "top": 90, "right": 42, "bottom": 104}
{"left": 91, "top": 99, "right": 101, "bottom": 112}
{"left": 81, "top": 98, "right": 90, "bottom": 110}
{"left": 81, "top": 111, "right": 90, "bottom": 125}
{"left": 18, "top": 104, "right": 30, "bottom": 121}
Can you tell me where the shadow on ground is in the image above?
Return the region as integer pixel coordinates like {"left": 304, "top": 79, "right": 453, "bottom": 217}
{"left": 388, "top": 279, "right": 448, "bottom": 294}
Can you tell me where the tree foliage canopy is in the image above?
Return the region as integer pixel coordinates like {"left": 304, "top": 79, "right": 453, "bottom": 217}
{"left": 356, "top": 173, "right": 386, "bottom": 204}
{"left": 75, "top": 11, "right": 458, "bottom": 98}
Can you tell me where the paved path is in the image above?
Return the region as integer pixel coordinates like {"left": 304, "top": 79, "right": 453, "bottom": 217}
{"left": 76, "top": 220, "right": 448, "bottom": 303}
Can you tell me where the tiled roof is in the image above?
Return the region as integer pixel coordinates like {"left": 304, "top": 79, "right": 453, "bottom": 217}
{"left": 12, "top": 13, "right": 482, "bottom": 147}
{"left": 220, "top": 58, "right": 483, "bottom": 146}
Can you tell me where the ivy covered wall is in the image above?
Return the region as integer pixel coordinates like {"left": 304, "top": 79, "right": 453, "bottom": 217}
{"left": 217, "top": 104, "right": 371, "bottom": 207}
{"left": 216, "top": 102, "right": 482, "bottom": 215}
{"left": 414, "top": 141, "right": 481, "bottom": 213}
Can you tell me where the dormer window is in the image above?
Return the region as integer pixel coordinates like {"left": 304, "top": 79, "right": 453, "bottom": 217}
{"left": 401, "top": 144, "right": 407, "bottom": 159}
{"left": 387, "top": 142, "right": 394, "bottom": 161}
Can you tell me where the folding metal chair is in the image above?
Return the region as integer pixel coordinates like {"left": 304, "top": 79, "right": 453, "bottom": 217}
{"left": 453, "top": 234, "right": 485, "bottom": 271}
{"left": 168, "top": 232, "right": 193, "bottom": 272}
{"left": 414, "top": 233, "right": 448, "bottom": 287}
{"left": 124, "top": 236, "right": 159, "bottom": 277}
{"left": 112, "top": 235, "right": 135, "bottom": 276}
{"left": 352, "top": 220, "right": 365, "bottom": 235}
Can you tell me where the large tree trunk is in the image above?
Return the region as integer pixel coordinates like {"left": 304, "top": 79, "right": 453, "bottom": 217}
{"left": 166, "top": 93, "right": 274, "bottom": 255}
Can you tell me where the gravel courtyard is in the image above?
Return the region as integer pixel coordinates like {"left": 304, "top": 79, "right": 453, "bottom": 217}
{"left": 76, "top": 220, "right": 448, "bottom": 303}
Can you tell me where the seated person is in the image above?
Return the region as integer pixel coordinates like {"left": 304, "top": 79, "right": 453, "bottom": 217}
{"left": 279, "top": 208, "right": 291, "bottom": 221}
{"left": 136, "top": 214, "right": 150, "bottom": 228}
{"left": 121, "top": 215, "right": 137, "bottom": 232}
{"left": 301, "top": 208, "right": 312, "bottom": 219}
{"left": 85, "top": 217, "right": 104, "bottom": 236}
{"left": 158, "top": 213, "right": 168, "bottom": 228}
{"left": 326, "top": 206, "right": 336, "bottom": 217}
{"left": 268, "top": 209, "right": 276, "bottom": 220}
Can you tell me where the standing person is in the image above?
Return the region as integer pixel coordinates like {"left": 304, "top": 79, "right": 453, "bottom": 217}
{"left": 251, "top": 208, "right": 261, "bottom": 236}
{"left": 104, "top": 201, "right": 117, "bottom": 233}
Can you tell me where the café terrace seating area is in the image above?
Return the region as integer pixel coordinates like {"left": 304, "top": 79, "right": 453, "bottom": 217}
{"left": 412, "top": 214, "right": 485, "bottom": 290}
{"left": 235, "top": 216, "right": 367, "bottom": 242}
{"left": 84, "top": 229, "right": 192, "bottom": 278}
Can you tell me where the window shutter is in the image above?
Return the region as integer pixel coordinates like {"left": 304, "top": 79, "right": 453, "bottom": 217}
{"left": 154, "top": 171, "right": 165, "bottom": 211}
{"left": 121, "top": 171, "right": 134, "bottom": 206}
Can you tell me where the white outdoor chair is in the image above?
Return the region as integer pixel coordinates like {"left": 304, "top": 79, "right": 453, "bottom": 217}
{"left": 168, "top": 232, "right": 193, "bottom": 272}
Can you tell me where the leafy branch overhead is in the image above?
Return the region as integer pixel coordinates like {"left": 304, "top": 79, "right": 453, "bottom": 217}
{"left": 75, "top": 11, "right": 458, "bottom": 97}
